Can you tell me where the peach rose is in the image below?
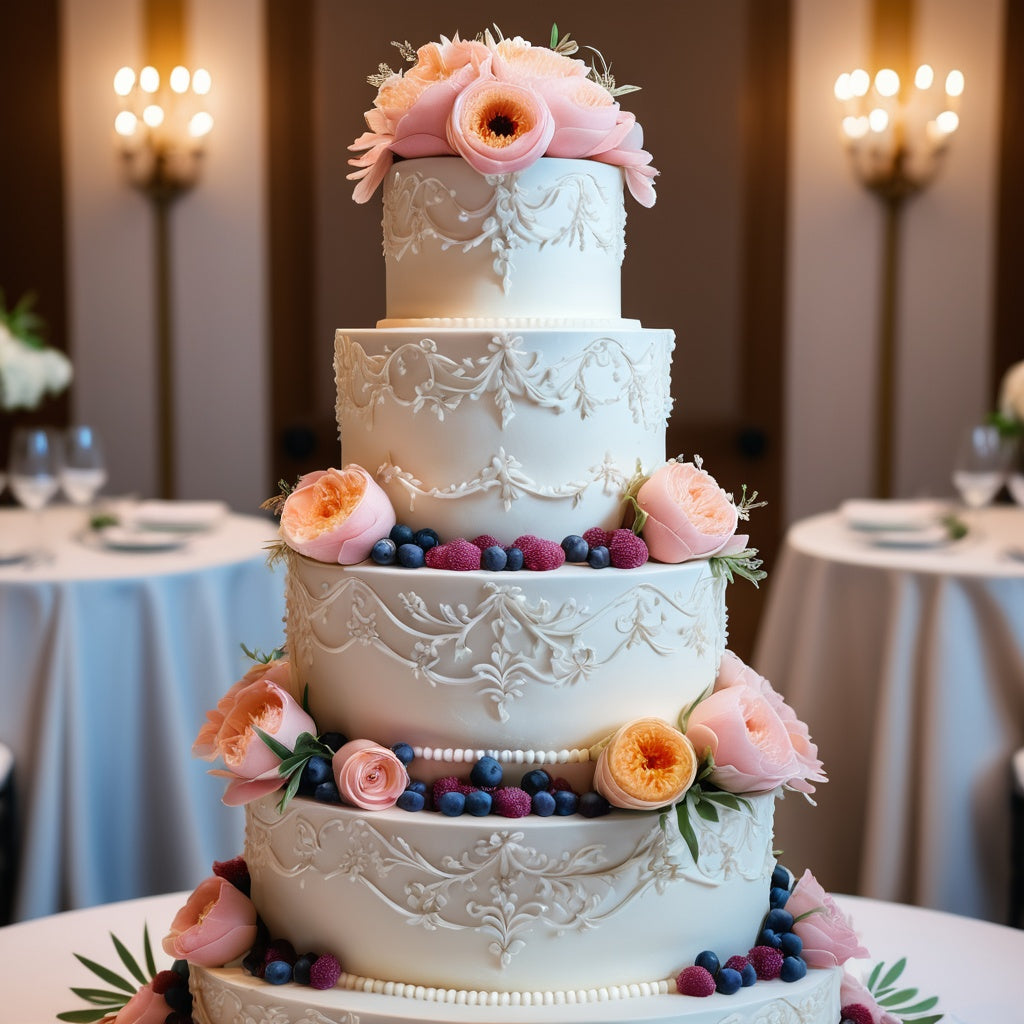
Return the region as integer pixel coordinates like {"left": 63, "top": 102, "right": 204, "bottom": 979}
{"left": 788, "top": 869, "right": 870, "bottom": 969}
{"left": 112, "top": 983, "right": 168, "bottom": 1024}
{"left": 593, "top": 718, "right": 698, "bottom": 810}
{"left": 163, "top": 875, "right": 258, "bottom": 967}
{"left": 685, "top": 685, "right": 800, "bottom": 794}
{"left": 635, "top": 460, "right": 738, "bottom": 563}
{"left": 204, "top": 677, "right": 316, "bottom": 806}
{"left": 447, "top": 78, "right": 555, "bottom": 175}
{"left": 280, "top": 465, "right": 396, "bottom": 565}
{"left": 333, "top": 739, "right": 409, "bottom": 810}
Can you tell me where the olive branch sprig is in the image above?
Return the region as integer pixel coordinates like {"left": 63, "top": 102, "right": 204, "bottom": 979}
{"left": 58, "top": 928, "right": 159, "bottom": 1023}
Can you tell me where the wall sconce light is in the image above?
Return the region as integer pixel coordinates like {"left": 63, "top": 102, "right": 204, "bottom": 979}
{"left": 834, "top": 64, "right": 964, "bottom": 498}
{"left": 113, "top": 63, "right": 213, "bottom": 498}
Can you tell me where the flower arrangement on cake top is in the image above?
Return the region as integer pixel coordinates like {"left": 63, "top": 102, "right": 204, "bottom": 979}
{"left": 348, "top": 25, "right": 658, "bottom": 207}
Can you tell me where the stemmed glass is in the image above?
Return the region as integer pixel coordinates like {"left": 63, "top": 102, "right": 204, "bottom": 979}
{"left": 7, "top": 426, "right": 62, "bottom": 558}
{"left": 951, "top": 424, "right": 1014, "bottom": 508}
{"left": 61, "top": 424, "right": 107, "bottom": 507}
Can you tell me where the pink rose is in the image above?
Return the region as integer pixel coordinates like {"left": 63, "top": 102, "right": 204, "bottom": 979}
{"left": 714, "top": 652, "right": 827, "bottom": 795}
{"left": 204, "top": 677, "right": 316, "bottom": 806}
{"left": 635, "top": 460, "right": 738, "bottom": 563}
{"left": 534, "top": 77, "right": 630, "bottom": 160}
{"left": 112, "top": 983, "right": 168, "bottom": 1024}
{"left": 163, "top": 875, "right": 258, "bottom": 967}
{"left": 788, "top": 869, "right": 870, "bottom": 969}
{"left": 333, "top": 739, "right": 409, "bottom": 810}
{"left": 593, "top": 718, "right": 698, "bottom": 810}
{"left": 447, "top": 78, "right": 555, "bottom": 175}
{"left": 591, "top": 115, "right": 659, "bottom": 207}
{"left": 840, "top": 972, "right": 901, "bottom": 1024}
{"left": 280, "top": 465, "right": 396, "bottom": 565}
{"left": 685, "top": 685, "right": 800, "bottom": 794}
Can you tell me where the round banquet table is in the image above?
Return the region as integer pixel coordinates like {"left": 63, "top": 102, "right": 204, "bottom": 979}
{"left": 753, "top": 504, "right": 1024, "bottom": 924}
{"left": 1, "top": 891, "right": 1020, "bottom": 1024}
{"left": 0, "top": 504, "right": 286, "bottom": 922}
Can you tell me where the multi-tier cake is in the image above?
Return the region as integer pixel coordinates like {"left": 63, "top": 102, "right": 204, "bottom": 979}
{"left": 100, "top": 28, "right": 906, "bottom": 1024}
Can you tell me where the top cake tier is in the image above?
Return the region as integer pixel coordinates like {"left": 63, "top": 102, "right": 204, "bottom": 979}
{"left": 380, "top": 158, "right": 631, "bottom": 326}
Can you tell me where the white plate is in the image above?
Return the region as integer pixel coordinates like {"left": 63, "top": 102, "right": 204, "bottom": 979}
{"left": 840, "top": 498, "right": 949, "bottom": 532}
{"left": 867, "top": 525, "right": 955, "bottom": 548}
{"left": 130, "top": 500, "right": 228, "bottom": 532}
{"left": 99, "top": 526, "right": 188, "bottom": 551}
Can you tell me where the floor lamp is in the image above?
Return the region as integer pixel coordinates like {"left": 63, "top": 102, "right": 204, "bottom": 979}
{"left": 113, "top": 64, "right": 213, "bottom": 499}
{"left": 834, "top": 64, "right": 963, "bottom": 498}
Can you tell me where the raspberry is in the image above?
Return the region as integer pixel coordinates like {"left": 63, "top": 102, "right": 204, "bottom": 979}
{"left": 471, "top": 534, "right": 502, "bottom": 550}
{"left": 432, "top": 776, "right": 463, "bottom": 805}
{"left": 492, "top": 786, "right": 532, "bottom": 817}
{"left": 309, "top": 953, "right": 342, "bottom": 991}
{"left": 151, "top": 970, "right": 185, "bottom": 995}
{"left": 676, "top": 965, "right": 716, "bottom": 997}
{"left": 521, "top": 538, "right": 566, "bottom": 571}
{"left": 839, "top": 1005, "right": 875, "bottom": 1024}
{"left": 549, "top": 777, "right": 576, "bottom": 793}
{"left": 609, "top": 529, "right": 649, "bottom": 569}
{"left": 425, "top": 539, "right": 482, "bottom": 570}
{"left": 512, "top": 534, "right": 542, "bottom": 558}
{"left": 723, "top": 955, "right": 750, "bottom": 972}
{"left": 263, "top": 939, "right": 296, "bottom": 967}
{"left": 747, "top": 944, "right": 784, "bottom": 980}
{"left": 583, "top": 527, "right": 612, "bottom": 548}
{"left": 212, "top": 856, "right": 250, "bottom": 892}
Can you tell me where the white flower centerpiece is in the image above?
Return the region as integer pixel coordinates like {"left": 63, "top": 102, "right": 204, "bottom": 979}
{"left": 0, "top": 291, "right": 73, "bottom": 412}
{"left": 993, "top": 359, "right": 1024, "bottom": 438}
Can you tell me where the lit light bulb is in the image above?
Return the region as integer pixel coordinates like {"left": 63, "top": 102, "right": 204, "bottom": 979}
{"left": 139, "top": 65, "right": 160, "bottom": 93}
{"left": 834, "top": 73, "right": 854, "bottom": 102}
{"left": 142, "top": 104, "right": 165, "bottom": 128}
{"left": 114, "top": 110, "right": 138, "bottom": 137}
{"left": 188, "top": 111, "right": 214, "bottom": 138}
{"left": 914, "top": 64, "right": 934, "bottom": 90}
{"left": 842, "top": 115, "right": 869, "bottom": 140}
{"left": 868, "top": 108, "right": 889, "bottom": 133}
{"left": 945, "top": 69, "right": 965, "bottom": 97}
{"left": 874, "top": 68, "right": 900, "bottom": 98}
{"left": 850, "top": 68, "right": 870, "bottom": 97}
{"left": 169, "top": 65, "right": 190, "bottom": 93}
{"left": 935, "top": 110, "right": 960, "bottom": 134}
{"left": 113, "top": 66, "right": 136, "bottom": 96}
{"left": 192, "top": 68, "right": 211, "bottom": 95}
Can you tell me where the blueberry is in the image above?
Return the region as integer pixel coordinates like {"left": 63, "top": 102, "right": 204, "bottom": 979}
{"left": 780, "top": 956, "right": 807, "bottom": 983}
{"left": 264, "top": 960, "right": 293, "bottom": 985}
{"left": 406, "top": 779, "right": 428, "bottom": 797}
{"left": 578, "top": 791, "right": 611, "bottom": 818}
{"left": 438, "top": 790, "right": 466, "bottom": 816}
{"left": 481, "top": 545, "right": 508, "bottom": 571}
{"left": 470, "top": 755, "right": 503, "bottom": 788}
{"left": 504, "top": 546, "right": 524, "bottom": 571}
{"left": 587, "top": 545, "right": 611, "bottom": 569}
{"left": 771, "top": 864, "right": 792, "bottom": 891}
{"left": 765, "top": 908, "right": 794, "bottom": 934}
{"left": 163, "top": 983, "right": 193, "bottom": 1013}
{"left": 769, "top": 885, "right": 790, "bottom": 909}
{"left": 390, "top": 524, "right": 414, "bottom": 546}
{"left": 293, "top": 953, "right": 315, "bottom": 986}
{"left": 561, "top": 534, "right": 589, "bottom": 562}
{"left": 739, "top": 962, "right": 757, "bottom": 987}
{"left": 716, "top": 967, "right": 742, "bottom": 995}
{"left": 301, "top": 756, "right": 332, "bottom": 789}
{"left": 371, "top": 538, "right": 397, "bottom": 565}
{"left": 319, "top": 731, "right": 347, "bottom": 753}
{"left": 694, "top": 950, "right": 720, "bottom": 975}
{"left": 396, "top": 789, "right": 425, "bottom": 812}
{"left": 779, "top": 932, "right": 803, "bottom": 957}
{"left": 520, "top": 768, "right": 551, "bottom": 795}
{"left": 758, "top": 928, "right": 781, "bottom": 949}
{"left": 391, "top": 742, "right": 415, "bottom": 765}
{"left": 397, "top": 542, "right": 425, "bottom": 568}
{"left": 532, "top": 790, "right": 556, "bottom": 816}
{"left": 553, "top": 789, "right": 579, "bottom": 815}
{"left": 314, "top": 780, "right": 341, "bottom": 803}
{"left": 465, "top": 790, "right": 493, "bottom": 816}
{"left": 413, "top": 527, "right": 440, "bottom": 551}
{"left": 242, "top": 951, "right": 263, "bottom": 976}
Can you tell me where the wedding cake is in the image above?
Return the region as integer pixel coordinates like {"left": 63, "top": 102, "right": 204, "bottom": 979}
{"left": 136, "top": 29, "right": 897, "bottom": 1024}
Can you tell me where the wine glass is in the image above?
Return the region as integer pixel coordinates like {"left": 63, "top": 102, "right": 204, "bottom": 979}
{"left": 61, "top": 424, "right": 107, "bottom": 507}
{"left": 951, "top": 424, "right": 1014, "bottom": 508}
{"left": 7, "top": 426, "right": 62, "bottom": 557}
{"left": 1008, "top": 436, "right": 1024, "bottom": 507}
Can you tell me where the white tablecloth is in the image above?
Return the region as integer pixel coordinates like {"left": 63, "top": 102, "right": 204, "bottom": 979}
{"left": 1, "top": 891, "right": 1020, "bottom": 1024}
{"left": 0, "top": 505, "right": 286, "bottom": 921}
{"left": 754, "top": 505, "right": 1024, "bottom": 923}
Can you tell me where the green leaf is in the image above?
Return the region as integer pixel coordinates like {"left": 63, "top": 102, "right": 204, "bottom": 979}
{"left": 142, "top": 924, "right": 156, "bottom": 978}
{"left": 69, "top": 986, "right": 127, "bottom": 1005}
{"left": 867, "top": 961, "right": 884, "bottom": 990}
{"left": 255, "top": 726, "right": 293, "bottom": 762}
{"left": 904, "top": 1015, "right": 943, "bottom": 1024}
{"left": 72, "top": 954, "right": 136, "bottom": 994}
{"left": 693, "top": 798, "right": 719, "bottom": 823}
{"left": 675, "top": 800, "right": 700, "bottom": 863}
{"left": 57, "top": 1010, "right": 116, "bottom": 1023}
{"left": 550, "top": 23, "right": 558, "bottom": 48}
{"left": 876, "top": 957, "right": 907, "bottom": 992}
{"left": 111, "top": 931, "right": 149, "bottom": 987}
{"left": 701, "top": 790, "right": 750, "bottom": 814}
{"left": 897, "top": 996, "right": 940, "bottom": 1014}
{"left": 879, "top": 987, "right": 918, "bottom": 1007}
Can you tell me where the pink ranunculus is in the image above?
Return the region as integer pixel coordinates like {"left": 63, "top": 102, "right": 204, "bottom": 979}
{"left": 205, "top": 677, "right": 316, "bottom": 806}
{"left": 489, "top": 35, "right": 589, "bottom": 86}
{"left": 333, "top": 739, "right": 409, "bottom": 810}
{"left": 685, "top": 685, "right": 800, "bottom": 794}
{"left": 713, "top": 652, "right": 827, "bottom": 796}
{"left": 280, "top": 465, "right": 396, "bottom": 565}
{"left": 591, "top": 114, "right": 659, "bottom": 207}
{"left": 112, "top": 982, "right": 168, "bottom": 1024}
{"left": 193, "top": 657, "right": 292, "bottom": 761}
{"left": 840, "top": 972, "right": 901, "bottom": 1024}
{"left": 406, "top": 34, "right": 493, "bottom": 90}
{"left": 788, "top": 869, "right": 871, "bottom": 969}
{"left": 533, "top": 76, "right": 628, "bottom": 159}
{"left": 162, "top": 875, "right": 258, "bottom": 967}
{"left": 447, "top": 78, "right": 555, "bottom": 175}
{"left": 636, "top": 460, "right": 738, "bottom": 564}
